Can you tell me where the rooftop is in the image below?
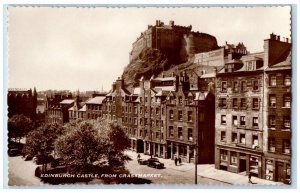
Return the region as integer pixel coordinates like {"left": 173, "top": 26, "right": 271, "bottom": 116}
{"left": 85, "top": 96, "right": 106, "bottom": 104}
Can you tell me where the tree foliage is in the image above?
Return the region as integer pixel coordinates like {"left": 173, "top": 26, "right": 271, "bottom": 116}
{"left": 22, "top": 123, "right": 65, "bottom": 157}
{"left": 8, "top": 114, "right": 32, "bottom": 141}
{"left": 54, "top": 119, "right": 130, "bottom": 173}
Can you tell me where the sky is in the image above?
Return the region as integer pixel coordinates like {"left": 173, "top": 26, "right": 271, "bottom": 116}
{"left": 8, "top": 6, "right": 291, "bottom": 92}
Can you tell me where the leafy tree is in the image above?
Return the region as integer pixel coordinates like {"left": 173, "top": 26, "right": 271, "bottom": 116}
{"left": 22, "top": 123, "right": 65, "bottom": 157}
{"left": 8, "top": 114, "right": 32, "bottom": 143}
{"left": 54, "top": 119, "right": 130, "bottom": 173}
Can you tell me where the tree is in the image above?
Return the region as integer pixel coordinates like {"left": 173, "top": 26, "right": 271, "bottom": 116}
{"left": 8, "top": 114, "right": 32, "bottom": 143}
{"left": 22, "top": 123, "right": 65, "bottom": 157}
{"left": 54, "top": 119, "right": 130, "bottom": 173}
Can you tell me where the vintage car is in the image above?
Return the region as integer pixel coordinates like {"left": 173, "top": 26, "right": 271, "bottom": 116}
{"left": 147, "top": 158, "right": 164, "bottom": 169}
{"left": 138, "top": 158, "right": 149, "bottom": 165}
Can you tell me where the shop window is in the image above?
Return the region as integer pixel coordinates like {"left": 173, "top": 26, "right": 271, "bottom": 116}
{"left": 252, "top": 98, "right": 259, "bottom": 109}
{"left": 232, "top": 132, "right": 237, "bottom": 143}
{"left": 240, "top": 116, "right": 246, "bottom": 126}
{"left": 286, "top": 164, "right": 291, "bottom": 181}
{"left": 178, "top": 110, "right": 183, "bottom": 121}
{"left": 169, "top": 126, "right": 174, "bottom": 138}
{"left": 265, "top": 160, "right": 274, "bottom": 181}
{"left": 283, "top": 140, "right": 291, "bottom": 154}
{"left": 230, "top": 152, "right": 237, "bottom": 165}
{"left": 269, "top": 75, "right": 277, "bottom": 86}
{"left": 220, "top": 149, "right": 228, "bottom": 161}
{"left": 188, "top": 128, "right": 193, "bottom": 141}
{"left": 221, "top": 115, "right": 226, "bottom": 125}
{"left": 283, "top": 95, "right": 291, "bottom": 108}
{"left": 178, "top": 127, "right": 183, "bottom": 140}
{"left": 253, "top": 117, "right": 259, "bottom": 128}
{"left": 240, "top": 133, "right": 246, "bottom": 144}
{"left": 269, "top": 95, "right": 276, "bottom": 107}
{"left": 250, "top": 156, "right": 259, "bottom": 174}
{"left": 221, "top": 131, "right": 226, "bottom": 142}
{"left": 268, "top": 138, "right": 276, "bottom": 152}
{"left": 284, "top": 75, "right": 291, "bottom": 86}
{"left": 232, "top": 98, "right": 238, "bottom": 109}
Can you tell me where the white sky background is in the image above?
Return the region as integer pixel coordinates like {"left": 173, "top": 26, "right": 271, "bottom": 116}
{"left": 8, "top": 6, "right": 291, "bottom": 92}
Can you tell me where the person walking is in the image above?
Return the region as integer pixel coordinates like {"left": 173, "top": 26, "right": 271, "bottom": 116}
{"left": 248, "top": 172, "right": 253, "bottom": 184}
{"left": 174, "top": 157, "right": 178, "bottom": 166}
{"left": 137, "top": 153, "right": 141, "bottom": 160}
{"left": 178, "top": 157, "right": 182, "bottom": 165}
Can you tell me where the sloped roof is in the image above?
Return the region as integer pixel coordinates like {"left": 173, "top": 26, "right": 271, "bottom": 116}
{"left": 60, "top": 99, "right": 74, "bottom": 104}
{"left": 85, "top": 96, "right": 105, "bottom": 104}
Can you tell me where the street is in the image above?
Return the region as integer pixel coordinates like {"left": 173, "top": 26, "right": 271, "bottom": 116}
{"left": 8, "top": 155, "right": 43, "bottom": 186}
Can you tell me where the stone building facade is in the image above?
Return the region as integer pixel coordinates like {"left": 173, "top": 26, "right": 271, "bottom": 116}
{"left": 215, "top": 33, "right": 291, "bottom": 183}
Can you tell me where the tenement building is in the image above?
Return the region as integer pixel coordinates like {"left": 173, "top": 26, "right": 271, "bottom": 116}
{"left": 215, "top": 33, "right": 291, "bottom": 183}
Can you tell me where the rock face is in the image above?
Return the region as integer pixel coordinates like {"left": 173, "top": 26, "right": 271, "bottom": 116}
{"left": 122, "top": 48, "right": 170, "bottom": 88}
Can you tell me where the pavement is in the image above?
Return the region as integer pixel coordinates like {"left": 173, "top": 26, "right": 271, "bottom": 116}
{"left": 125, "top": 150, "right": 286, "bottom": 186}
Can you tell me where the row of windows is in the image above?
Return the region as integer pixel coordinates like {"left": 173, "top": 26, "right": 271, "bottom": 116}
{"left": 122, "top": 117, "right": 138, "bottom": 125}
{"left": 220, "top": 131, "right": 259, "bottom": 147}
{"left": 87, "top": 104, "right": 101, "bottom": 111}
{"left": 268, "top": 138, "right": 290, "bottom": 154}
{"left": 168, "top": 126, "right": 193, "bottom": 141}
{"left": 220, "top": 80, "right": 259, "bottom": 92}
{"left": 220, "top": 115, "right": 259, "bottom": 128}
{"left": 218, "top": 97, "right": 260, "bottom": 109}
{"left": 269, "top": 94, "right": 291, "bottom": 108}
{"left": 169, "top": 110, "right": 194, "bottom": 122}
{"left": 122, "top": 106, "right": 138, "bottom": 114}
{"left": 269, "top": 74, "right": 291, "bottom": 87}
{"left": 268, "top": 115, "right": 291, "bottom": 130}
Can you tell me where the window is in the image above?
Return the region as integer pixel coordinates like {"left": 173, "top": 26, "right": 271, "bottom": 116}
{"left": 232, "top": 98, "right": 238, "bottom": 109}
{"left": 221, "top": 115, "right": 226, "bottom": 125}
{"left": 178, "top": 110, "right": 183, "bottom": 121}
{"left": 253, "top": 117, "right": 258, "bottom": 127}
{"left": 233, "top": 81, "right": 238, "bottom": 92}
{"left": 232, "top": 115, "right": 238, "bottom": 126}
{"left": 283, "top": 95, "right": 291, "bottom": 107}
{"left": 241, "top": 81, "right": 247, "bottom": 92}
{"left": 145, "top": 97, "right": 148, "bottom": 103}
{"left": 139, "top": 118, "right": 143, "bottom": 125}
{"left": 283, "top": 116, "right": 291, "bottom": 129}
{"left": 221, "top": 131, "right": 226, "bottom": 142}
{"left": 232, "top": 132, "right": 237, "bottom": 143}
{"left": 161, "top": 107, "right": 164, "bottom": 115}
{"left": 221, "top": 81, "right": 227, "bottom": 92}
{"left": 219, "top": 98, "right": 227, "bottom": 108}
{"left": 156, "top": 120, "right": 159, "bottom": 127}
{"left": 283, "top": 140, "right": 291, "bottom": 154}
{"left": 169, "top": 110, "right": 174, "bottom": 120}
{"left": 240, "top": 116, "right": 246, "bottom": 126}
{"left": 240, "top": 133, "right": 246, "bottom": 144}
{"left": 134, "top": 118, "right": 137, "bottom": 125}
{"left": 129, "top": 106, "right": 132, "bottom": 113}
{"left": 269, "top": 115, "right": 276, "bottom": 128}
{"left": 140, "top": 107, "right": 143, "bottom": 114}
{"left": 188, "top": 111, "right": 193, "bottom": 122}
{"left": 253, "top": 80, "right": 259, "bottom": 91}
{"left": 188, "top": 128, "right": 193, "bottom": 141}
{"left": 156, "top": 108, "right": 159, "bottom": 115}
{"left": 252, "top": 98, "right": 259, "bottom": 109}
{"left": 284, "top": 75, "right": 291, "bottom": 86}
{"left": 156, "top": 132, "right": 159, "bottom": 139}
{"left": 286, "top": 164, "right": 291, "bottom": 180}
{"left": 268, "top": 138, "right": 275, "bottom": 152}
{"left": 220, "top": 149, "right": 228, "bottom": 161}
{"left": 252, "top": 135, "right": 258, "bottom": 147}
{"left": 188, "top": 96, "right": 193, "bottom": 104}
{"left": 179, "top": 96, "right": 183, "bottom": 104}
{"left": 269, "top": 95, "right": 276, "bottom": 107}
{"left": 134, "top": 106, "right": 137, "bottom": 114}
{"left": 269, "top": 75, "right": 277, "bottom": 86}
{"left": 265, "top": 160, "right": 274, "bottom": 181}
{"left": 230, "top": 152, "right": 237, "bottom": 165}
{"left": 178, "top": 127, "right": 183, "bottom": 140}
{"left": 169, "top": 126, "right": 174, "bottom": 138}
{"left": 139, "top": 130, "right": 143, "bottom": 137}
{"left": 240, "top": 98, "right": 247, "bottom": 109}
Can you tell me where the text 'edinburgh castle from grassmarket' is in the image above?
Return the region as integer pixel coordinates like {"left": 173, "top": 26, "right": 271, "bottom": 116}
{"left": 11, "top": 20, "right": 290, "bottom": 184}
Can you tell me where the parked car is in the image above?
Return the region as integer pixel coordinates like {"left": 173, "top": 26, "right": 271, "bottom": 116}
{"left": 138, "top": 158, "right": 149, "bottom": 165}
{"left": 147, "top": 158, "right": 164, "bottom": 169}
{"left": 8, "top": 148, "right": 21, "bottom": 157}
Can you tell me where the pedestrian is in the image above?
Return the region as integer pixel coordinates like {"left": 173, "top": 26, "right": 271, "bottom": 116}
{"left": 174, "top": 157, "right": 178, "bottom": 166}
{"left": 248, "top": 172, "right": 252, "bottom": 184}
{"left": 137, "top": 153, "right": 141, "bottom": 160}
{"left": 178, "top": 157, "right": 182, "bottom": 165}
